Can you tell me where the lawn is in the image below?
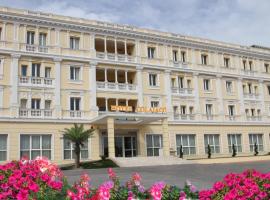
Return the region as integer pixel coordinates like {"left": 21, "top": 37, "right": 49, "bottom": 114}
{"left": 61, "top": 158, "right": 118, "bottom": 170}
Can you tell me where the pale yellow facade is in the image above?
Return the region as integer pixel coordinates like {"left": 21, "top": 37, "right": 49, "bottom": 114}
{"left": 0, "top": 7, "right": 270, "bottom": 164}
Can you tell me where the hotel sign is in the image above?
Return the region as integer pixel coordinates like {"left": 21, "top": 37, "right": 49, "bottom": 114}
{"left": 111, "top": 105, "right": 166, "bottom": 113}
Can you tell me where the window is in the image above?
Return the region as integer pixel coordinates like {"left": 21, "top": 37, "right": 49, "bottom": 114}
{"left": 201, "top": 54, "right": 208, "bottom": 65}
{"left": 39, "top": 33, "right": 46, "bottom": 46}
{"left": 27, "top": 31, "right": 35, "bottom": 45}
{"left": 187, "top": 79, "right": 192, "bottom": 88}
{"left": 0, "top": 135, "right": 7, "bottom": 161}
{"left": 206, "top": 104, "right": 212, "bottom": 115}
{"left": 249, "top": 134, "right": 264, "bottom": 152}
{"left": 171, "top": 78, "right": 176, "bottom": 87}
{"left": 32, "top": 64, "right": 40, "bottom": 77}
{"left": 178, "top": 77, "right": 184, "bottom": 88}
{"left": 0, "top": 28, "right": 2, "bottom": 40}
{"left": 173, "top": 50, "right": 178, "bottom": 62}
{"left": 227, "top": 134, "right": 242, "bottom": 153}
{"left": 254, "top": 86, "right": 258, "bottom": 94}
{"left": 251, "top": 108, "right": 255, "bottom": 116}
{"left": 249, "top": 61, "right": 253, "bottom": 71}
{"left": 149, "top": 73, "right": 157, "bottom": 86}
{"left": 245, "top": 109, "right": 249, "bottom": 116}
{"left": 176, "top": 134, "right": 196, "bottom": 155}
{"left": 150, "top": 101, "right": 159, "bottom": 108}
{"left": 243, "top": 60, "right": 246, "bottom": 70}
{"left": 70, "top": 37, "right": 80, "bottom": 50}
{"left": 20, "top": 99, "right": 27, "bottom": 109}
{"left": 189, "top": 106, "right": 194, "bottom": 114}
{"left": 257, "top": 109, "right": 261, "bottom": 117}
{"left": 226, "top": 81, "right": 233, "bottom": 93}
{"left": 224, "top": 57, "right": 230, "bottom": 68}
{"left": 173, "top": 106, "right": 178, "bottom": 114}
{"left": 70, "top": 97, "right": 80, "bottom": 111}
{"left": 21, "top": 65, "right": 27, "bottom": 76}
{"left": 228, "top": 105, "right": 235, "bottom": 116}
{"left": 267, "top": 86, "right": 270, "bottom": 95}
{"left": 45, "top": 100, "right": 51, "bottom": 110}
{"left": 204, "top": 134, "right": 220, "bottom": 154}
{"left": 181, "top": 51, "right": 186, "bottom": 62}
{"left": 31, "top": 99, "right": 40, "bottom": 110}
{"left": 146, "top": 134, "right": 162, "bottom": 156}
{"left": 20, "top": 135, "right": 52, "bottom": 159}
{"left": 180, "top": 106, "right": 186, "bottom": 115}
{"left": 63, "top": 137, "right": 88, "bottom": 160}
{"left": 147, "top": 47, "right": 155, "bottom": 59}
{"left": 45, "top": 67, "right": 51, "bottom": 78}
{"left": 203, "top": 79, "right": 210, "bottom": 91}
{"left": 70, "top": 66, "right": 80, "bottom": 81}
{"left": 265, "top": 63, "right": 269, "bottom": 73}
{"left": 248, "top": 83, "right": 252, "bottom": 94}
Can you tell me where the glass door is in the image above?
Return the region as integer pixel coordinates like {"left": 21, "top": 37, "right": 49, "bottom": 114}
{"left": 146, "top": 134, "right": 163, "bottom": 156}
{"left": 115, "top": 137, "right": 123, "bottom": 157}
{"left": 124, "top": 136, "right": 137, "bottom": 157}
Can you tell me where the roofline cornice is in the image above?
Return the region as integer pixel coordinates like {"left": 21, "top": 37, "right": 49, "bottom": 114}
{"left": 1, "top": 12, "right": 270, "bottom": 60}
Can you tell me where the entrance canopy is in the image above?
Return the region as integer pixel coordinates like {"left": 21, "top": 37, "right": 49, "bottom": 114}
{"left": 91, "top": 112, "right": 168, "bottom": 125}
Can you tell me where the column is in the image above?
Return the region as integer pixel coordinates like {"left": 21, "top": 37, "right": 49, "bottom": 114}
{"left": 47, "top": 28, "right": 51, "bottom": 46}
{"left": 216, "top": 75, "right": 224, "bottom": 120}
{"left": 13, "top": 23, "right": 19, "bottom": 50}
{"left": 107, "top": 117, "right": 115, "bottom": 158}
{"left": 136, "top": 66, "right": 143, "bottom": 107}
{"left": 66, "top": 30, "right": 70, "bottom": 48}
{"left": 35, "top": 26, "right": 39, "bottom": 45}
{"left": 164, "top": 70, "right": 172, "bottom": 117}
{"left": 90, "top": 61, "right": 98, "bottom": 115}
{"left": 115, "top": 70, "right": 118, "bottom": 83}
{"left": 55, "top": 28, "right": 60, "bottom": 46}
{"left": 137, "top": 128, "right": 146, "bottom": 156}
{"left": 125, "top": 70, "right": 128, "bottom": 84}
{"left": 193, "top": 72, "right": 200, "bottom": 119}
{"left": 135, "top": 39, "right": 140, "bottom": 62}
{"left": 126, "top": 99, "right": 129, "bottom": 106}
{"left": 80, "top": 32, "right": 84, "bottom": 49}
{"left": 114, "top": 38, "right": 117, "bottom": 54}
{"left": 237, "top": 78, "right": 245, "bottom": 120}
{"left": 54, "top": 58, "right": 62, "bottom": 118}
{"left": 124, "top": 39, "right": 127, "bottom": 55}
{"left": 23, "top": 25, "right": 27, "bottom": 44}
{"left": 104, "top": 37, "right": 107, "bottom": 52}
{"left": 1, "top": 22, "right": 6, "bottom": 41}
{"left": 259, "top": 80, "right": 265, "bottom": 117}
{"left": 10, "top": 54, "right": 20, "bottom": 117}
{"left": 162, "top": 118, "right": 170, "bottom": 156}
{"left": 105, "top": 98, "right": 108, "bottom": 111}
{"left": 104, "top": 68, "right": 107, "bottom": 82}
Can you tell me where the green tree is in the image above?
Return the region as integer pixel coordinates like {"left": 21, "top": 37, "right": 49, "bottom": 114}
{"left": 63, "top": 124, "right": 94, "bottom": 168}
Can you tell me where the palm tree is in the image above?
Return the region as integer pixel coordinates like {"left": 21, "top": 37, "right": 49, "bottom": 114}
{"left": 63, "top": 124, "right": 94, "bottom": 168}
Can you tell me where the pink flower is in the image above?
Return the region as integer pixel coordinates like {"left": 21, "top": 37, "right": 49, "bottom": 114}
{"left": 107, "top": 168, "right": 116, "bottom": 179}
{"left": 213, "top": 181, "right": 225, "bottom": 191}
{"left": 149, "top": 182, "right": 165, "bottom": 200}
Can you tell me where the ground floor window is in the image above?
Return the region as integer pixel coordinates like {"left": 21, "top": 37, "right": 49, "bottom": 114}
{"left": 249, "top": 134, "right": 264, "bottom": 152}
{"left": 204, "top": 134, "right": 220, "bottom": 154}
{"left": 0, "top": 135, "right": 7, "bottom": 161}
{"left": 20, "top": 135, "right": 51, "bottom": 160}
{"left": 227, "top": 134, "right": 242, "bottom": 153}
{"left": 63, "top": 138, "right": 88, "bottom": 160}
{"left": 146, "top": 134, "right": 163, "bottom": 157}
{"left": 176, "top": 134, "right": 196, "bottom": 155}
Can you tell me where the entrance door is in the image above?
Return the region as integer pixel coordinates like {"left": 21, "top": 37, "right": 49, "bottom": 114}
{"left": 115, "top": 137, "right": 123, "bottom": 157}
{"left": 124, "top": 136, "right": 136, "bottom": 157}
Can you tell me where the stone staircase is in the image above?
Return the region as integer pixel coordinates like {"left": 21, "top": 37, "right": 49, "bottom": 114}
{"left": 111, "top": 156, "right": 194, "bottom": 167}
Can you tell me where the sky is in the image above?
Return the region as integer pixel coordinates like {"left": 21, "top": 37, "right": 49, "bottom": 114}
{"left": 0, "top": 0, "right": 269, "bottom": 46}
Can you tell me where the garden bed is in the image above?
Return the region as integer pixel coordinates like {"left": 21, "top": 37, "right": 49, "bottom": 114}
{"left": 61, "top": 159, "right": 118, "bottom": 170}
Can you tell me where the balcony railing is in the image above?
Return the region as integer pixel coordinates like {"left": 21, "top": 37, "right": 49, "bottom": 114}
{"left": 96, "top": 52, "right": 136, "bottom": 62}
{"left": 171, "top": 87, "right": 193, "bottom": 96}
{"left": 173, "top": 114, "right": 195, "bottom": 120}
{"left": 243, "top": 93, "right": 260, "bottom": 99}
{"left": 241, "top": 69, "right": 257, "bottom": 76}
{"left": 170, "top": 60, "right": 189, "bottom": 68}
{"left": 246, "top": 116, "right": 262, "bottom": 121}
{"left": 19, "top": 76, "right": 54, "bottom": 87}
{"left": 97, "top": 81, "right": 137, "bottom": 92}
{"left": 25, "top": 44, "right": 49, "bottom": 53}
{"left": 19, "top": 109, "right": 53, "bottom": 118}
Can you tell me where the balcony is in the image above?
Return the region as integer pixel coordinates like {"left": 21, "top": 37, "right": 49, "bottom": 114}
{"left": 243, "top": 93, "right": 260, "bottom": 100}
{"left": 225, "top": 115, "right": 240, "bottom": 121}
{"left": 170, "top": 60, "right": 189, "bottom": 69}
{"left": 23, "top": 44, "right": 49, "bottom": 53}
{"left": 173, "top": 114, "right": 195, "bottom": 120}
{"left": 171, "top": 87, "right": 193, "bottom": 96}
{"left": 97, "top": 81, "right": 137, "bottom": 92}
{"left": 96, "top": 52, "right": 136, "bottom": 62}
{"left": 246, "top": 116, "right": 262, "bottom": 121}
{"left": 19, "top": 76, "right": 54, "bottom": 88}
{"left": 19, "top": 109, "right": 53, "bottom": 118}
{"left": 202, "top": 114, "right": 218, "bottom": 121}
{"left": 241, "top": 69, "right": 257, "bottom": 77}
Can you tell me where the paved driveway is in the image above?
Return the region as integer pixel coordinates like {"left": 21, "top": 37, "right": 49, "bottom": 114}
{"left": 64, "top": 160, "right": 270, "bottom": 190}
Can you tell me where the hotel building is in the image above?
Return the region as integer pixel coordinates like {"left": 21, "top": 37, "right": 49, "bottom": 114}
{"left": 0, "top": 7, "right": 270, "bottom": 164}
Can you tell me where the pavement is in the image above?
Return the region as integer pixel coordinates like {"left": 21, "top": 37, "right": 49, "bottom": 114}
{"left": 63, "top": 160, "right": 270, "bottom": 190}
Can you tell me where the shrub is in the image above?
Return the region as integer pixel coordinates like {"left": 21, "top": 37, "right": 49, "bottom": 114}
{"left": 232, "top": 144, "right": 237, "bottom": 157}
{"left": 199, "top": 169, "right": 270, "bottom": 200}
{"left": 207, "top": 144, "right": 211, "bottom": 159}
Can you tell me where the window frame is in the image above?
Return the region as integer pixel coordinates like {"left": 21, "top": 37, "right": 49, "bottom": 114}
{"left": 227, "top": 134, "right": 242, "bottom": 153}
{"left": 70, "top": 66, "right": 81, "bottom": 81}
{"left": 149, "top": 73, "right": 159, "bottom": 87}
{"left": 249, "top": 134, "right": 264, "bottom": 152}
{"left": 176, "top": 134, "right": 196, "bottom": 155}
{"left": 70, "top": 37, "right": 80, "bottom": 50}
{"left": 63, "top": 137, "right": 89, "bottom": 160}
{"left": 147, "top": 47, "right": 155, "bottom": 59}
{"left": 204, "top": 134, "right": 220, "bottom": 154}
{"left": 0, "top": 134, "right": 8, "bottom": 161}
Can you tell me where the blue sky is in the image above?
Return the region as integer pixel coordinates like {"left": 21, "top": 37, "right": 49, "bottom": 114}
{"left": 1, "top": 0, "right": 269, "bottom": 46}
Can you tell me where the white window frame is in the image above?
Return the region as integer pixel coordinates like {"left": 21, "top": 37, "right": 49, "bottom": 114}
{"left": 45, "top": 67, "right": 51, "bottom": 78}
{"left": 70, "top": 66, "right": 82, "bottom": 81}
{"left": 226, "top": 81, "right": 233, "bottom": 93}
{"left": 201, "top": 54, "right": 208, "bottom": 65}
{"left": 227, "top": 134, "right": 242, "bottom": 153}
{"left": 70, "top": 37, "right": 80, "bottom": 50}
{"left": 173, "top": 50, "right": 178, "bottom": 62}
{"left": 27, "top": 31, "right": 35, "bottom": 45}
{"left": 224, "top": 57, "right": 230, "bottom": 68}
{"left": 0, "top": 134, "right": 8, "bottom": 161}
{"left": 249, "top": 134, "right": 264, "bottom": 152}
{"left": 181, "top": 51, "right": 186, "bottom": 63}
{"left": 32, "top": 63, "right": 41, "bottom": 77}
{"left": 146, "top": 134, "right": 163, "bottom": 157}
{"left": 228, "top": 105, "right": 235, "bottom": 116}
{"left": 39, "top": 33, "right": 47, "bottom": 46}
{"left": 147, "top": 47, "right": 155, "bottom": 59}
{"left": 0, "top": 58, "right": 4, "bottom": 79}
{"left": 31, "top": 98, "right": 41, "bottom": 110}
{"left": 63, "top": 137, "right": 89, "bottom": 160}
{"left": 176, "top": 134, "right": 196, "bottom": 155}
{"left": 20, "top": 134, "right": 52, "bottom": 160}
{"left": 204, "top": 134, "right": 220, "bottom": 154}
{"left": 206, "top": 104, "right": 213, "bottom": 115}
{"left": 203, "top": 79, "right": 211, "bottom": 91}
{"left": 70, "top": 97, "right": 81, "bottom": 111}
{"left": 149, "top": 73, "right": 159, "bottom": 87}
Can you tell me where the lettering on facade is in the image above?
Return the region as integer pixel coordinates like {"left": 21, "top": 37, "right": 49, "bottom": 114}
{"left": 110, "top": 105, "right": 166, "bottom": 113}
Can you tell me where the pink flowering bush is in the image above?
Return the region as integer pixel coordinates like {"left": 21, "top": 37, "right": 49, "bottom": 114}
{"left": 199, "top": 169, "right": 270, "bottom": 200}
{"left": 0, "top": 156, "right": 65, "bottom": 200}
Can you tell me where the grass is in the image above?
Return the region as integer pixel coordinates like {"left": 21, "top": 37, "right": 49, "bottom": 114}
{"left": 61, "top": 159, "right": 118, "bottom": 170}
